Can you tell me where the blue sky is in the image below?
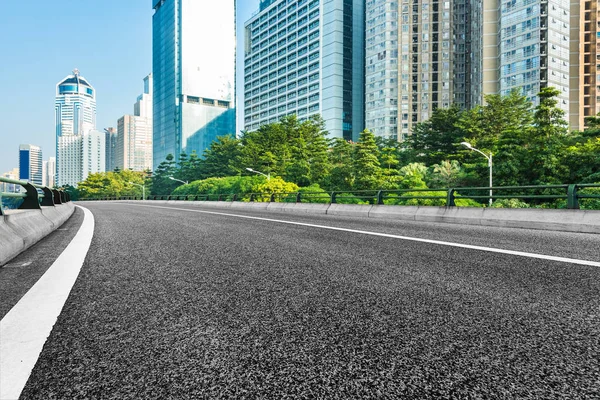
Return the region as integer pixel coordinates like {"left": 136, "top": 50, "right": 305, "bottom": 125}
{"left": 0, "top": 0, "right": 257, "bottom": 174}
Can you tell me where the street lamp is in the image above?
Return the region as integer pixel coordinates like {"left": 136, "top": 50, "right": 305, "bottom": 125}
{"left": 168, "top": 176, "right": 189, "bottom": 185}
{"left": 245, "top": 167, "right": 270, "bottom": 180}
{"left": 128, "top": 181, "right": 145, "bottom": 200}
{"left": 460, "top": 141, "right": 493, "bottom": 207}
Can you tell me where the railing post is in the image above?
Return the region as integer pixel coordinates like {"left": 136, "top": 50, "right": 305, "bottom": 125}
{"left": 40, "top": 187, "right": 55, "bottom": 206}
{"left": 296, "top": 192, "right": 301, "bottom": 203}
{"left": 52, "top": 189, "right": 63, "bottom": 205}
{"left": 567, "top": 184, "right": 579, "bottom": 209}
{"left": 18, "top": 182, "right": 41, "bottom": 210}
{"left": 376, "top": 190, "right": 384, "bottom": 205}
{"left": 446, "top": 188, "right": 456, "bottom": 207}
{"left": 331, "top": 192, "right": 336, "bottom": 204}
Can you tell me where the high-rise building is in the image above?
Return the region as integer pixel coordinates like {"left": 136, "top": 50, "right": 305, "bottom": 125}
{"left": 43, "top": 157, "right": 56, "bottom": 188}
{"left": 116, "top": 74, "right": 153, "bottom": 171}
{"left": 81, "top": 130, "right": 106, "bottom": 182}
{"left": 572, "top": 0, "right": 600, "bottom": 130}
{"left": 395, "top": 0, "right": 469, "bottom": 139}
{"left": 104, "top": 127, "right": 118, "bottom": 172}
{"left": 19, "top": 144, "right": 43, "bottom": 185}
{"left": 152, "top": 0, "right": 236, "bottom": 171}
{"left": 469, "top": 0, "right": 500, "bottom": 106}
{"left": 55, "top": 69, "right": 98, "bottom": 186}
{"left": 365, "top": 0, "right": 399, "bottom": 140}
{"left": 366, "top": 0, "right": 586, "bottom": 139}
{"left": 498, "top": 0, "right": 570, "bottom": 113}
{"left": 243, "top": 0, "right": 365, "bottom": 141}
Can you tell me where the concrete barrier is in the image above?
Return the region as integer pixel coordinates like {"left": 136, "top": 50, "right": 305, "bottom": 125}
{"left": 327, "top": 204, "right": 373, "bottom": 217}
{"left": 267, "top": 202, "right": 330, "bottom": 214}
{"left": 0, "top": 203, "right": 75, "bottom": 266}
{"left": 0, "top": 221, "right": 23, "bottom": 266}
{"left": 125, "top": 200, "right": 600, "bottom": 234}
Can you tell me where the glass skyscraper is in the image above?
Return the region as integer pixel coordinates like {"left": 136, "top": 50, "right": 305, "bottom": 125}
{"left": 55, "top": 69, "right": 98, "bottom": 187}
{"left": 152, "top": 0, "right": 236, "bottom": 171}
{"left": 243, "top": 0, "right": 365, "bottom": 141}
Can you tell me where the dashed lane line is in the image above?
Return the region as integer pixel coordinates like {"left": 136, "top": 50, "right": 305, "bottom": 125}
{"left": 0, "top": 206, "right": 95, "bottom": 400}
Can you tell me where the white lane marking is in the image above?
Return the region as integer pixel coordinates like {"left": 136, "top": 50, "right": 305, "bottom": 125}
{"left": 124, "top": 203, "right": 600, "bottom": 268}
{"left": 0, "top": 205, "right": 95, "bottom": 400}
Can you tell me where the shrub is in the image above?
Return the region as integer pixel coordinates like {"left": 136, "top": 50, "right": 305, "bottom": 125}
{"left": 490, "top": 198, "right": 531, "bottom": 208}
{"left": 335, "top": 193, "right": 369, "bottom": 205}
{"left": 298, "top": 184, "right": 330, "bottom": 203}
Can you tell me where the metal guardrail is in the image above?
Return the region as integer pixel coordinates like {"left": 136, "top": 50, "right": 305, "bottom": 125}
{"left": 79, "top": 183, "right": 600, "bottom": 209}
{"left": 0, "top": 177, "right": 71, "bottom": 216}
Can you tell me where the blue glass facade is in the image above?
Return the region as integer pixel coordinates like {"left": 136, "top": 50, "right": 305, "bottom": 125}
{"left": 152, "top": 0, "right": 236, "bottom": 171}
{"left": 19, "top": 150, "right": 30, "bottom": 181}
{"left": 152, "top": 0, "right": 178, "bottom": 169}
{"left": 18, "top": 145, "right": 43, "bottom": 185}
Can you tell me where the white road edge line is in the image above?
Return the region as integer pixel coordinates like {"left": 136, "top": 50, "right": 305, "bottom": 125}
{"left": 127, "top": 203, "right": 600, "bottom": 268}
{"left": 0, "top": 205, "right": 95, "bottom": 400}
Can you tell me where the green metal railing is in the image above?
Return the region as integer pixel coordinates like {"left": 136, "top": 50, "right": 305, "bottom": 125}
{"left": 0, "top": 177, "right": 70, "bottom": 216}
{"left": 79, "top": 183, "right": 600, "bottom": 210}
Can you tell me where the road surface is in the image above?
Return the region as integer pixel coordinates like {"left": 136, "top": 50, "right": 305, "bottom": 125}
{"left": 2, "top": 201, "right": 599, "bottom": 399}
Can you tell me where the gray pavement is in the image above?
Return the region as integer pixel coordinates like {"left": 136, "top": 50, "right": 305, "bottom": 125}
{"left": 15, "top": 202, "right": 600, "bottom": 399}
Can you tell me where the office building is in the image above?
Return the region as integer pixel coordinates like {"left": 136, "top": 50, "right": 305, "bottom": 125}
{"left": 116, "top": 74, "right": 153, "bottom": 171}
{"left": 152, "top": 0, "right": 236, "bottom": 171}
{"left": 0, "top": 168, "right": 19, "bottom": 193}
{"left": 105, "top": 127, "right": 118, "bottom": 172}
{"left": 43, "top": 157, "right": 56, "bottom": 188}
{"left": 81, "top": 130, "right": 106, "bottom": 182}
{"left": 55, "top": 69, "right": 99, "bottom": 186}
{"left": 19, "top": 144, "right": 43, "bottom": 185}
{"left": 243, "top": 0, "right": 365, "bottom": 141}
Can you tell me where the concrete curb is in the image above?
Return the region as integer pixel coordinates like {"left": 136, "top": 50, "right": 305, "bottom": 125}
{"left": 114, "top": 200, "right": 600, "bottom": 235}
{"left": 0, "top": 203, "right": 75, "bottom": 266}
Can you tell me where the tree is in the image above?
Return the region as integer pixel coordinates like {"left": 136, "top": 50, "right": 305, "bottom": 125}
{"left": 201, "top": 135, "right": 242, "bottom": 178}
{"left": 78, "top": 170, "right": 146, "bottom": 199}
{"left": 430, "top": 160, "right": 462, "bottom": 188}
{"left": 398, "top": 163, "right": 428, "bottom": 189}
{"left": 404, "top": 105, "right": 465, "bottom": 165}
{"left": 240, "top": 120, "right": 290, "bottom": 177}
{"left": 353, "top": 129, "right": 383, "bottom": 190}
{"left": 151, "top": 154, "right": 178, "bottom": 195}
{"left": 459, "top": 89, "right": 533, "bottom": 151}
{"left": 523, "top": 87, "right": 570, "bottom": 184}
{"left": 326, "top": 138, "right": 355, "bottom": 191}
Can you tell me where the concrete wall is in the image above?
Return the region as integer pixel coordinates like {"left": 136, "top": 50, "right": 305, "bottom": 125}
{"left": 132, "top": 200, "right": 600, "bottom": 235}
{"left": 0, "top": 204, "right": 75, "bottom": 266}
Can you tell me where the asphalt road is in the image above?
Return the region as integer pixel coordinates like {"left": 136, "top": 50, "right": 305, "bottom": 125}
{"left": 15, "top": 202, "right": 600, "bottom": 399}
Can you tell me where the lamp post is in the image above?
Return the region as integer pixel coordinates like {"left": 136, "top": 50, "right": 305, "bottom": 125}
{"left": 168, "top": 177, "right": 188, "bottom": 185}
{"left": 460, "top": 141, "right": 493, "bottom": 207}
{"left": 245, "top": 167, "right": 270, "bottom": 180}
{"left": 128, "top": 181, "right": 145, "bottom": 200}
